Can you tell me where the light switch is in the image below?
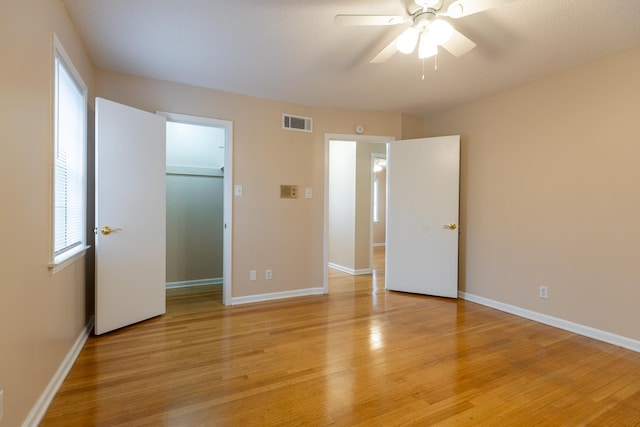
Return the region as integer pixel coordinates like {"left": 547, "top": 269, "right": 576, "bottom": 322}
{"left": 304, "top": 188, "right": 312, "bottom": 199}
{"left": 234, "top": 184, "right": 243, "bottom": 196}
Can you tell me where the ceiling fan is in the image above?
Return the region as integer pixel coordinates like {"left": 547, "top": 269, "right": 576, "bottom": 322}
{"left": 334, "top": 0, "right": 515, "bottom": 63}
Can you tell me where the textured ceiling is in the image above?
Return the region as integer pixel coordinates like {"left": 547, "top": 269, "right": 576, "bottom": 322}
{"left": 63, "top": 0, "right": 640, "bottom": 117}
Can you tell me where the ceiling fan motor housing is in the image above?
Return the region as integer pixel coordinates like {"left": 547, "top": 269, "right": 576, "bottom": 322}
{"left": 413, "top": 10, "right": 437, "bottom": 31}
{"left": 414, "top": 0, "right": 443, "bottom": 9}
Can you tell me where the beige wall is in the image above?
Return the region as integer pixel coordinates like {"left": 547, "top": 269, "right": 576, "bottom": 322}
{"left": 328, "top": 141, "right": 357, "bottom": 270}
{"left": 401, "top": 114, "right": 427, "bottom": 139}
{"left": 95, "top": 70, "right": 403, "bottom": 297}
{"left": 424, "top": 46, "right": 640, "bottom": 341}
{"left": 0, "top": 1, "right": 95, "bottom": 425}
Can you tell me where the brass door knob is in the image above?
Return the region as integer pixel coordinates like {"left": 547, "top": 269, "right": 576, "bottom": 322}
{"left": 100, "top": 226, "right": 123, "bottom": 235}
{"left": 447, "top": 224, "right": 457, "bottom": 230}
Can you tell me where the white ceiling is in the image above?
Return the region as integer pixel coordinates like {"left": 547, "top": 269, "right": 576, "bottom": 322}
{"left": 63, "top": 0, "right": 640, "bottom": 117}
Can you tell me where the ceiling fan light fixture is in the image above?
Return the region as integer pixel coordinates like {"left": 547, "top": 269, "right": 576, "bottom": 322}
{"left": 447, "top": 1, "right": 464, "bottom": 18}
{"left": 418, "top": 32, "right": 438, "bottom": 59}
{"left": 396, "top": 26, "right": 419, "bottom": 54}
{"left": 429, "top": 19, "right": 454, "bottom": 45}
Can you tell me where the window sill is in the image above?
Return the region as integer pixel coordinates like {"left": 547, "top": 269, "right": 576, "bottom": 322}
{"left": 48, "top": 245, "right": 90, "bottom": 275}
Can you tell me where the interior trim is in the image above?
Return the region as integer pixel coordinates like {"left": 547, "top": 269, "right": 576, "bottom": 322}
{"left": 231, "top": 287, "right": 326, "bottom": 305}
{"left": 460, "top": 291, "right": 640, "bottom": 353}
{"left": 23, "top": 316, "right": 94, "bottom": 426}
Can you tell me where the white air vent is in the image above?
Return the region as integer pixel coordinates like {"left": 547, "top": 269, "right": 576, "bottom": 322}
{"left": 283, "top": 114, "right": 312, "bottom": 133}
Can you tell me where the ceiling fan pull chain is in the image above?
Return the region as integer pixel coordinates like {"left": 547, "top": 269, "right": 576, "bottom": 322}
{"left": 434, "top": 53, "right": 438, "bottom": 71}
{"left": 422, "top": 59, "right": 426, "bottom": 80}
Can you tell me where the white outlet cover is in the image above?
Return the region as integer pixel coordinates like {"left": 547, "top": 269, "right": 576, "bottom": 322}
{"left": 250, "top": 270, "right": 256, "bottom": 281}
{"left": 234, "top": 184, "right": 243, "bottom": 196}
{"left": 304, "top": 187, "right": 312, "bottom": 198}
{"left": 539, "top": 286, "right": 548, "bottom": 298}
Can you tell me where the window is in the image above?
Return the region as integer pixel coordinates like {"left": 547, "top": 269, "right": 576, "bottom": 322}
{"left": 51, "top": 36, "right": 87, "bottom": 269}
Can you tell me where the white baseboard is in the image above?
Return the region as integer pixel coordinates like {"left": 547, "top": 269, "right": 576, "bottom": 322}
{"left": 231, "top": 287, "right": 326, "bottom": 305}
{"left": 459, "top": 291, "right": 640, "bottom": 353}
{"left": 166, "top": 277, "right": 222, "bottom": 289}
{"left": 328, "top": 263, "right": 372, "bottom": 276}
{"left": 22, "top": 316, "right": 94, "bottom": 427}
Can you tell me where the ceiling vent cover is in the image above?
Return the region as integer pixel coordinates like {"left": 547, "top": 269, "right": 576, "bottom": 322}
{"left": 283, "top": 114, "right": 312, "bottom": 133}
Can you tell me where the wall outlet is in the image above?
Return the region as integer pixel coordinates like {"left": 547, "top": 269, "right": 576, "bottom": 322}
{"left": 265, "top": 269, "right": 272, "bottom": 280}
{"left": 0, "top": 389, "right": 4, "bottom": 421}
{"left": 539, "top": 286, "right": 549, "bottom": 299}
{"left": 250, "top": 270, "right": 256, "bottom": 281}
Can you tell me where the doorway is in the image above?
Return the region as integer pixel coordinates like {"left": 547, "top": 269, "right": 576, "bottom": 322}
{"left": 158, "top": 112, "right": 233, "bottom": 305}
{"left": 324, "top": 134, "right": 393, "bottom": 291}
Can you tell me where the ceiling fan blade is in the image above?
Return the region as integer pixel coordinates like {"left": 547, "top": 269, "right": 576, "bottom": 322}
{"left": 334, "top": 14, "right": 408, "bottom": 26}
{"left": 440, "top": 28, "right": 476, "bottom": 57}
{"left": 370, "top": 37, "right": 399, "bottom": 63}
{"left": 447, "top": 0, "right": 515, "bottom": 18}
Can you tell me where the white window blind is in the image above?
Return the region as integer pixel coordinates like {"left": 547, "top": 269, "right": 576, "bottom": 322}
{"left": 53, "top": 39, "right": 87, "bottom": 265}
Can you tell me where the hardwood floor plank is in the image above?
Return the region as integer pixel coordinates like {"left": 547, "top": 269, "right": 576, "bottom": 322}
{"left": 41, "top": 248, "right": 640, "bottom": 425}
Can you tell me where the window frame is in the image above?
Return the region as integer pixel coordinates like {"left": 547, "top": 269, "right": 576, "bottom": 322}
{"left": 49, "top": 34, "right": 89, "bottom": 273}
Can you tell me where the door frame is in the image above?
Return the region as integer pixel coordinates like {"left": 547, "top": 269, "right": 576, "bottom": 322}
{"left": 157, "top": 111, "right": 233, "bottom": 305}
{"left": 323, "top": 133, "right": 394, "bottom": 293}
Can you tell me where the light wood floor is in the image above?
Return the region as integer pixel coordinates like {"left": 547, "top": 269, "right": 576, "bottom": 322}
{"left": 42, "top": 248, "right": 640, "bottom": 426}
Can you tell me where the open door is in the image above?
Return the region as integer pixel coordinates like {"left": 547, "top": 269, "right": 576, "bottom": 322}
{"left": 386, "top": 135, "right": 460, "bottom": 298}
{"left": 95, "top": 97, "right": 167, "bottom": 335}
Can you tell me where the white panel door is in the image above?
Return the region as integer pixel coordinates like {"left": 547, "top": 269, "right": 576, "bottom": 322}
{"left": 95, "top": 97, "right": 167, "bottom": 335}
{"left": 386, "top": 135, "right": 460, "bottom": 298}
